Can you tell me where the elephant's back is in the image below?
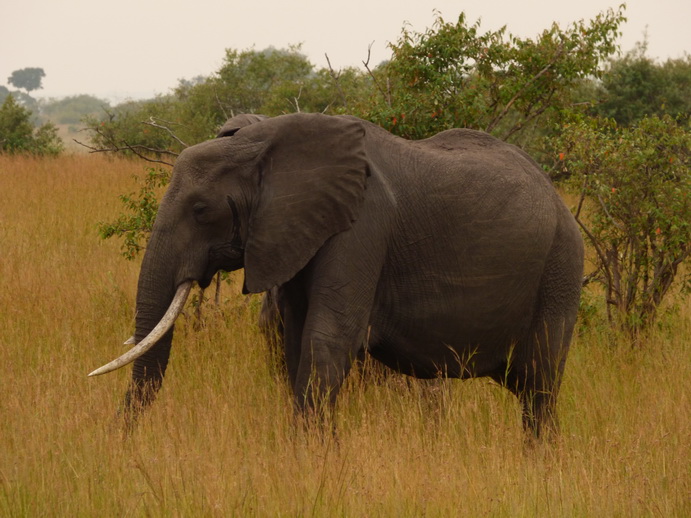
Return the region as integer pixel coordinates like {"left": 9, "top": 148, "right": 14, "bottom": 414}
{"left": 371, "top": 131, "right": 563, "bottom": 347}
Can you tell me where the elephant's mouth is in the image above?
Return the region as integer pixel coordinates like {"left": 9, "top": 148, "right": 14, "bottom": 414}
{"left": 201, "top": 242, "right": 245, "bottom": 288}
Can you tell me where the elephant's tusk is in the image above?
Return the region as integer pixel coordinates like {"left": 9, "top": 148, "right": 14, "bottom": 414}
{"left": 124, "top": 335, "right": 135, "bottom": 345}
{"left": 88, "top": 281, "right": 193, "bottom": 377}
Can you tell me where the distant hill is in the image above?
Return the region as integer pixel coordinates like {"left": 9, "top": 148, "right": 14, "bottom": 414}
{"left": 39, "top": 94, "right": 110, "bottom": 125}
{"left": 38, "top": 94, "right": 111, "bottom": 152}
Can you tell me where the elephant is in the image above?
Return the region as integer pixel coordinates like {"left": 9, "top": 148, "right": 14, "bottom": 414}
{"left": 90, "top": 112, "right": 584, "bottom": 437}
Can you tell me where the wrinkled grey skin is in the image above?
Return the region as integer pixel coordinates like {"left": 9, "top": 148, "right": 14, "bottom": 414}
{"left": 257, "top": 286, "right": 284, "bottom": 351}
{"left": 124, "top": 112, "right": 583, "bottom": 437}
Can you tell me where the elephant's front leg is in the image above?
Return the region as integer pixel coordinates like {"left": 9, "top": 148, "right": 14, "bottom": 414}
{"left": 276, "top": 276, "right": 308, "bottom": 390}
{"left": 290, "top": 247, "right": 382, "bottom": 420}
{"left": 292, "top": 302, "right": 370, "bottom": 419}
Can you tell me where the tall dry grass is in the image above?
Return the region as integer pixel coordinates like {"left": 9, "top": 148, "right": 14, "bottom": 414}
{"left": 0, "top": 155, "right": 688, "bottom": 516}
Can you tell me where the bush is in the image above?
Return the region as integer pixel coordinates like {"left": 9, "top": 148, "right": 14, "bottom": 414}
{"left": 553, "top": 114, "right": 690, "bottom": 333}
{"left": 98, "top": 167, "right": 171, "bottom": 259}
{"left": 595, "top": 44, "right": 691, "bottom": 126}
{"left": 0, "top": 95, "right": 63, "bottom": 156}
{"left": 83, "top": 45, "right": 371, "bottom": 162}
{"left": 358, "top": 7, "right": 625, "bottom": 151}
{"left": 83, "top": 97, "right": 183, "bottom": 162}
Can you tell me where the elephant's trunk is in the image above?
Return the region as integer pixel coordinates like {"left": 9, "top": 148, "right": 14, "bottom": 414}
{"left": 90, "top": 226, "right": 194, "bottom": 418}
{"left": 123, "top": 236, "right": 188, "bottom": 417}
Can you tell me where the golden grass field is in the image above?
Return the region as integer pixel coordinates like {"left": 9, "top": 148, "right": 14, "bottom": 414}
{"left": 0, "top": 155, "right": 689, "bottom": 516}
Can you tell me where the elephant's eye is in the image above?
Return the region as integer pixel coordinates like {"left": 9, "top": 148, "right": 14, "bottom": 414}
{"left": 193, "top": 202, "right": 208, "bottom": 221}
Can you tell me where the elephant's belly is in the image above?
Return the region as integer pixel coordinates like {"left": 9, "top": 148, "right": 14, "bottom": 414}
{"left": 367, "top": 276, "right": 538, "bottom": 378}
{"left": 366, "top": 333, "right": 511, "bottom": 379}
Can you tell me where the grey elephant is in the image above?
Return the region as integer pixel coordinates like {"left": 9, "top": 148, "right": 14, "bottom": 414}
{"left": 90, "top": 113, "right": 584, "bottom": 437}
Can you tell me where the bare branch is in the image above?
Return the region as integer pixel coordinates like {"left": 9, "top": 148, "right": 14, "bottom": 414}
{"left": 582, "top": 270, "right": 600, "bottom": 287}
{"left": 73, "top": 139, "right": 176, "bottom": 167}
{"left": 500, "top": 96, "right": 553, "bottom": 141}
{"left": 575, "top": 216, "right": 612, "bottom": 288}
{"left": 362, "top": 42, "right": 373, "bottom": 69}
{"left": 213, "top": 84, "right": 230, "bottom": 121}
{"left": 574, "top": 176, "right": 588, "bottom": 221}
{"left": 76, "top": 115, "right": 189, "bottom": 167}
{"left": 362, "top": 42, "right": 391, "bottom": 107}
{"left": 573, "top": 182, "right": 616, "bottom": 307}
{"left": 290, "top": 85, "right": 303, "bottom": 113}
{"left": 143, "top": 117, "right": 189, "bottom": 148}
{"left": 325, "top": 53, "right": 348, "bottom": 109}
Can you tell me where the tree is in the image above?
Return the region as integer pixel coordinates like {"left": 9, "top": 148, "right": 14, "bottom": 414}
{"left": 0, "top": 95, "right": 63, "bottom": 155}
{"left": 170, "top": 44, "right": 360, "bottom": 136}
{"left": 357, "top": 7, "right": 625, "bottom": 152}
{"left": 7, "top": 67, "right": 46, "bottom": 93}
{"left": 82, "top": 96, "right": 183, "bottom": 164}
{"left": 83, "top": 45, "right": 367, "bottom": 162}
{"left": 0, "top": 85, "right": 10, "bottom": 104}
{"left": 0, "top": 95, "right": 33, "bottom": 151}
{"left": 214, "top": 46, "right": 314, "bottom": 114}
{"left": 595, "top": 43, "right": 691, "bottom": 126}
{"left": 553, "top": 114, "right": 690, "bottom": 333}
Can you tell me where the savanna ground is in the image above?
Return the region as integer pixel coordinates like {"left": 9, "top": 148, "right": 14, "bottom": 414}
{"left": 0, "top": 155, "right": 688, "bottom": 516}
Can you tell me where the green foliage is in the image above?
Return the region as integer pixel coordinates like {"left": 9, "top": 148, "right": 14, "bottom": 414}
{"left": 594, "top": 43, "right": 691, "bottom": 126}
{"left": 0, "top": 96, "right": 33, "bottom": 150}
{"left": 359, "top": 7, "right": 625, "bottom": 148}
{"left": 0, "top": 95, "right": 63, "bottom": 156}
{"left": 98, "top": 167, "right": 171, "bottom": 259}
{"left": 31, "top": 123, "right": 65, "bottom": 156}
{"left": 7, "top": 67, "right": 45, "bottom": 92}
{"left": 195, "top": 45, "right": 367, "bottom": 117}
{"left": 0, "top": 86, "right": 39, "bottom": 119}
{"left": 83, "top": 97, "right": 183, "bottom": 160}
{"left": 214, "top": 46, "right": 314, "bottom": 114}
{"left": 84, "top": 45, "right": 368, "bottom": 160}
{"left": 553, "top": 114, "right": 691, "bottom": 332}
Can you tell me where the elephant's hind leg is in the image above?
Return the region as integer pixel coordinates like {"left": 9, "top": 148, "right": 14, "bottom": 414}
{"left": 506, "top": 334, "right": 569, "bottom": 438}
{"left": 509, "top": 231, "right": 583, "bottom": 438}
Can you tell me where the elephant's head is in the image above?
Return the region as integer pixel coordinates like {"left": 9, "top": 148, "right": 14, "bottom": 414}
{"left": 90, "top": 113, "right": 369, "bottom": 414}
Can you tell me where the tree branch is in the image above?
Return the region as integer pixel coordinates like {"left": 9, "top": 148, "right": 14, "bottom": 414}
{"left": 596, "top": 193, "right": 625, "bottom": 231}
{"left": 325, "top": 53, "right": 348, "bottom": 109}
{"left": 143, "top": 117, "right": 188, "bottom": 148}
{"left": 213, "top": 84, "right": 230, "bottom": 121}
{"left": 76, "top": 117, "right": 188, "bottom": 167}
{"left": 362, "top": 42, "right": 391, "bottom": 107}
{"left": 574, "top": 177, "right": 615, "bottom": 292}
{"left": 73, "top": 138, "right": 176, "bottom": 167}
{"left": 485, "top": 44, "right": 564, "bottom": 134}
{"left": 290, "top": 84, "right": 303, "bottom": 113}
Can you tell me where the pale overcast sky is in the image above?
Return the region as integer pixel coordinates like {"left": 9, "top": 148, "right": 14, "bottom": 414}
{"left": 1, "top": 0, "right": 689, "bottom": 103}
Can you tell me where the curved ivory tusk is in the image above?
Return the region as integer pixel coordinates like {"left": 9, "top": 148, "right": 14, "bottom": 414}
{"left": 124, "top": 335, "right": 135, "bottom": 345}
{"left": 88, "top": 281, "right": 193, "bottom": 377}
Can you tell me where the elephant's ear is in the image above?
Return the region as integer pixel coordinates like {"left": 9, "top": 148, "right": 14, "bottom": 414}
{"left": 243, "top": 114, "right": 369, "bottom": 293}
{"left": 217, "top": 114, "right": 268, "bottom": 137}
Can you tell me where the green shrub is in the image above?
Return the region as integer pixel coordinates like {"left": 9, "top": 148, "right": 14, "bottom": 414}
{"left": 0, "top": 95, "right": 63, "bottom": 156}
{"left": 553, "top": 114, "right": 690, "bottom": 333}
{"left": 83, "top": 97, "right": 182, "bottom": 162}
{"left": 98, "top": 167, "right": 171, "bottom": 259}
